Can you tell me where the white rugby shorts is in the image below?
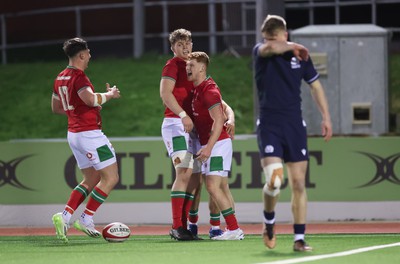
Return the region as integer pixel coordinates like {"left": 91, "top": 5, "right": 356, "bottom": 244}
{"left": 161, "top": 118, "right": 194, "bottom": 156}
{"left": 67, "top": 130, "right": 117, "bottom": 170}
{"left": 202, "top": 138, "right": 232, "bottom": 177}
{"left": 161, "top": 118, "right": 202, "bottom": 172}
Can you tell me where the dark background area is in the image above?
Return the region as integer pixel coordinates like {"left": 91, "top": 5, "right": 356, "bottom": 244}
{"left": 1, "top": 0, "right": 400, "bottom": 62}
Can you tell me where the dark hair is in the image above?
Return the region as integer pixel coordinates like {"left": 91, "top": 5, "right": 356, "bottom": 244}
{"left": 260, "top": 15, "right": 287, "bottom": 36}
{"left": 169, "top": 28, "right": 192, "bottom": 45}
{"left": 188, "top": 51, "right": 210, "bottom": 67}
{"left": 63, "top": 37, "right": 88, "bottom": 58}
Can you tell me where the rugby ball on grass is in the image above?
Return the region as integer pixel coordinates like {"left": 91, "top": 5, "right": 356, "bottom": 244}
{"left": 102, "top": 222, "right": 131, "bottom": 242}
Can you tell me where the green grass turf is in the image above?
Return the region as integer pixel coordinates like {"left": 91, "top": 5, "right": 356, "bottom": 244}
{"left": 0, "top": 234, "right": 399, "bottom": 264}
{"left": 0, "top": 54, "right": 254, "bottom": 141}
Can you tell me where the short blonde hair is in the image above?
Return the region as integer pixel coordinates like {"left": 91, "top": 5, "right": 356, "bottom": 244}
{"left": 188, "top": 51, "right": 210, "bottom": 68}
{"left": 260, "top": 15, "right": 287, "bottom": 36}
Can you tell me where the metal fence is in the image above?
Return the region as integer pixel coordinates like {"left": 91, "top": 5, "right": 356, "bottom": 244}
{"left": 1, "top": 0, "right": 399, "bottom": 64}
{"left": 0, "top": 0, "right": 261, "bottom": 64}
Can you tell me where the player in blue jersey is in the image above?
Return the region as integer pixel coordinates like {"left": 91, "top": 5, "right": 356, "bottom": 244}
{"left": 253, "top": 15, "right": 332, "bottom": 252}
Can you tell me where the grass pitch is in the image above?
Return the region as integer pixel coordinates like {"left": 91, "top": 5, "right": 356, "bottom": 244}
{"left": 0, "top": 234, "right": 399, "bottom": 264}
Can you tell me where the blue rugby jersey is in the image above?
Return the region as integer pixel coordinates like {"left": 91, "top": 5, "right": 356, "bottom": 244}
{"left": 252, "top": 42, "right": 319, "bottom": 118}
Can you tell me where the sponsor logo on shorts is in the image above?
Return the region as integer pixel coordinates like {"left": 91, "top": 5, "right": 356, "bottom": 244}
{"left": 301, "top": 149, "right": 307, "bottom": 156}
{"left": 86, "top": 152, "right": 94, "bottom": 160}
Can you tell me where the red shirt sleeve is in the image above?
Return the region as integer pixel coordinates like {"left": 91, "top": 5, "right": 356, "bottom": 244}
{"left": 203, "top": 85, "right": 222, "bottom": 110}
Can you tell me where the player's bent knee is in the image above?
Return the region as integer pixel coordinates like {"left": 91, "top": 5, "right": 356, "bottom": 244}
{"left": 263, "top": 163, "right": 284, "bottom": 197}
{"left": 171, "top": 151, "right": 194, "bottom": 169}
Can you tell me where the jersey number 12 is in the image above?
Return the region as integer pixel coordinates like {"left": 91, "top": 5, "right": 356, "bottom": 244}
{"left": 58, "top": 86, "right": 75, "bottom": 111}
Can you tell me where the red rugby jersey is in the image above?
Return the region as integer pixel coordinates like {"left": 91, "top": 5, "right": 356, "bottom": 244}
{"left": 53, "top": 66, "right": 102, "bottom": 132}
{"left": 191, "top": 77, "right": 230, "bottom": 145}
{"left": 161, "top": 56, "right": 194, "bottom": 118}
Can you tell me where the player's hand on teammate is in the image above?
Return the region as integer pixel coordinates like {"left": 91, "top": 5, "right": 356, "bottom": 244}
{"left": 196, "top": 146, "right": 211, "bottom": 163}
{"left": 224, "top": 119, "right": 235, "bottom": 139}
{"left": 106, "top": 83, "right": 121, "bottom": 99}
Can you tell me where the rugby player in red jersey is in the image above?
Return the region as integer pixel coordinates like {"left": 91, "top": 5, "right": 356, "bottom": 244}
{"left": 51, "top": 37, "right": 121, "bottom": 243}
{"left": 160, "top": 29, "right": 235, "bottom": 240}
{"left": 187, "top": 51, "right": 244, "bottom": 240}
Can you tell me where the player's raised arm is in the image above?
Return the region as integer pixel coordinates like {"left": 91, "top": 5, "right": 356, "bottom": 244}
{"left": 258, "top": 40, "right": 309, "bottom": 61}
{"left": 78, "top": 84, "right": 120, "bottom": 107}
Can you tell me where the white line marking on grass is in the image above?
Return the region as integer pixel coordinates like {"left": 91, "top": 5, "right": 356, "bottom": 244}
{"left": 257, "top": 242, "right": 400, "bottom": 264}
{"left": 309, "top": 234, "right": 399, "bottom": 238}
